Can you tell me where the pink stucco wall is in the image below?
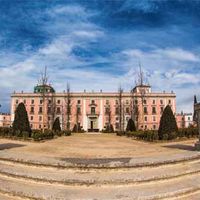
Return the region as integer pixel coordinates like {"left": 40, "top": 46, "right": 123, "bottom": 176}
{"left": 11, "top": 85, "right": 176, "bottom": 131}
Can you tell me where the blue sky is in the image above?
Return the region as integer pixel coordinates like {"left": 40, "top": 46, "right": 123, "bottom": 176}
{"left": 0, "top": 0, "right": 200, "bottom": 113}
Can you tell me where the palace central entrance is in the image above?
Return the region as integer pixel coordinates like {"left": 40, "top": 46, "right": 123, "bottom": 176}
{"left": 88, "top": 117, "right": 99, "bottom": 132}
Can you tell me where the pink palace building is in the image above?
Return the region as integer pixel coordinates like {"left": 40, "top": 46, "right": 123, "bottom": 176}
{"left": 11, "top": 83, "right": 176, "bottom": 132}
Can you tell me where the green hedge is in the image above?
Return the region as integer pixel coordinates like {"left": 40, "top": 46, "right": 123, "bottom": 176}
{"left": 121, "top": 127, "right": 198, "bottom": 142}
{"left": 126, "top": 130, "right": 158, "bottom": 142}
{"left": 0, "top": 127, "right": 71, "bottom": 141}
{"left": 177, "top": 127, "right": 198, "bottom": 138}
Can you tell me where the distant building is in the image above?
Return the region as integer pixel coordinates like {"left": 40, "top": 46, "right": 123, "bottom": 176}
{"left": 176, "top": 112, "right": 194, "bottom": 128}
{"left": 0, "top": 113, "right": 11, "bottom": 127}
{"left": 11, "top": 83, "right": 176, "bottom": 132}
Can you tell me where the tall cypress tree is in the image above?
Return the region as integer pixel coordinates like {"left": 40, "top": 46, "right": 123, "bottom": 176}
{"left": 126, "top": 118, "right": 136, "bottom": 132}
{"left": 13, "top": 102, "right": 31, "bottom": 134}
{"left": 52, "top": 117, "right": 61, "bottom": 132}
{"left": 158, "top": 105, "right": 178, "bottom": 140}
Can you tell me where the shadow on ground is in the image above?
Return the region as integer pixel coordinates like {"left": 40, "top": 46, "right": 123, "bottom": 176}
{"left": 60, "top": 157, "right": 132, "bottom": 165}
{"left": 0, "top": 143, "right": 26, "bottom": 150}
{"left": 162, "top": 144, "right": 195, "bottom": 151}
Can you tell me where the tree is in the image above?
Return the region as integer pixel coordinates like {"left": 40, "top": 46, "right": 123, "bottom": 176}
{"left": 158, "top": 105, "right": 178, "bottom": 140}
{"left": 72, "top": 123, "right": 81, "bottom": 133}
{"left": 105, "top": 124, "right": 114, "bottom": 133}
{"left": 126, "top": 118, "right": 136, "bottom": 132}
{"left": 13, "top": 102, "right": 31, "bottom": 135}
{"left": 118, "top": 86, "right": 123, "bottom": 132}
{"left": 52, "top": 117, "right": 61, "bottom": 132}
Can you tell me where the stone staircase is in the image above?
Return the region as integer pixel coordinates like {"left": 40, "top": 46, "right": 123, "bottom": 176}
{"left": 0, "top": 154, "right": 200, "bottom": 199}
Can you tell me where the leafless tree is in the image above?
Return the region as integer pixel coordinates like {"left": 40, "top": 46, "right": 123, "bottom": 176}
{"left": 105, "top": 102, "right": 112, "bottom": 131}
{"left": 64, "top": 83, "right": 71, "bottom": 131}
{"left": 39, "top": 66, "right": 48, "bottom": 133}
{"left": 118, "top": 85, "right": 123, "bottom": 132}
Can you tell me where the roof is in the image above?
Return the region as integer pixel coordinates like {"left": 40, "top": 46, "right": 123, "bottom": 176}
{"left": 34, "top": 84, "right": 55, "bottom": 93}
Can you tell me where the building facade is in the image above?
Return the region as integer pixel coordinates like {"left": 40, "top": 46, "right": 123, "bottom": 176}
{"left": 11, "top": 84, "right": 176, "bottom": 131}
{"left": 176, "top": 113, "right": 194, "bottom": 129}
{"left": 0, "top": 113, "right": 11, "bottom": 127}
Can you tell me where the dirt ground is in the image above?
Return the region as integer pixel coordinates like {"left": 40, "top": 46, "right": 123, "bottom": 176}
{"left": 0, "top": 133, "right": 197, "bottom": 159}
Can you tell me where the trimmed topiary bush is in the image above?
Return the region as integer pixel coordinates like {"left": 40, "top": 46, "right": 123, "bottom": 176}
{"left": 52, "top": 117, "right": 61, "bottom": 132}
{"left": 62, "top": 130, "right": 72, "bottom": 136}
{"left": 13, "top": 102, "right": 31, "bottom": 136}
{"left": 126, "top": 119, "right": 136, "bottom": 132}
{"left": 158, "top": 105, "right": 178, "bottom": 140}
{"left": 72, "top": 124, "right": 82, "bottom": 133}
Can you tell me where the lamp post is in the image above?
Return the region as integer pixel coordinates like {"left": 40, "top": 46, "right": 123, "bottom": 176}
{"left": 194, "top": 96, "right": 200, "bottom": 150}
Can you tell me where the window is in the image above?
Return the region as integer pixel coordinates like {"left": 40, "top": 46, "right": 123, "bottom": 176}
{"left": 39, "top": 107, "right": 42, "bottom": 113}
{"left": 115, "top": 100, "right": 118, "bottom": 105}
{"left": 91, "top": 107, "right": 95, "bottom": 114}
{"left": 116, "top": 117, "right": 119, "bottom": 121}
{"left": 160, "top": 107, "right": 164, "bottom": 114}
{"left": 47, "top": 107, "right": 51, "bottom": 114}
{"left": 56, "top": 107, "right": 61, "bottom": 114}
{"left": 153, "top": 125, "right": 156, "bottom": 130}
{"left": 57, "top": 99, "right": 61, "bottom": 104}
{"left": 126, "top": 100, "right": 129, "bottom": 104}
{"left": 106, "top": 100, "right": 109, "bottom": 104}
{"left": 40, "top": 99, "right": 43, "bottom": 104}
{"left": 144, "top": 107, "right": 148, "bottom": 114}
{"left": 160, "top": 99, "right": 163, "bottom": 105}
{"left": 30, "top": 124, "right": 33, "bottom": 128}
{"left": 143, "top": 99, "right": 147, "bottom": 104}
{"left": 144, "top": 116, "right": 147, "bottom": 122}
{"left": 77, "top": 100, "right": 81, "bottom": 104}
{"left": 39, "top": 124, "right": 41, "bottom": 129}
{"left": 48, "top": 99, "right": 52, "bottom": 104}
{"left": 39, "top": 116, "right": 42, "bottom": 121}
{"left": 77, "top": 107, "right": 81, "bottom": 114}
{"left": 135, "top": 99, "right": 138, "bottom": 104}
{"left": 144, "top": 125, "right": 147, "bottom": 129}
{"left": 30, "top": 107, "right": 34, "bottom": 113}
{"left": 31, "top": 99, "right": 34, "bottom": 104}
{"left": 168, "top": 99, "right": 171, "bottom": 104}
{"left": 153, "top": 116, "right": 156, "bottom": 122}
{"left": 188, "top": 117, "right": 190, "bottom": 120}
{"left": 115, "top": 123, "right": 119, "bottom": 129}
{"left": 30, "top": 116, "right": 33, "bottom": 121}
{"left": 126, "top": 107, "right": 129, "bottom": 114}
{"left": 16, "top": 99, "right": 18, "bottom": 104}
{"left": 152, "top": 107, "right": 156, "bottom": 114}
{"left": 23, "top": 99, "right": 26, "bottom": 104}
{"left": 152, "top": 99, "right": 155, "bottom": 104}
{"left": 91, "top": 100, "right": 95, "bottom": 104}
{"left": 105, "top": 107, "right": 110, "bottom": 114}
{"left": 115, "top": 107, "right": 119, "bottom": 115}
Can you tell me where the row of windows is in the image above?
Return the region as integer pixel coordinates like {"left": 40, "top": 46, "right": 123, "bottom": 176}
{"left": 15, "top": 98, "right": 173, "bottom": 107}
{"left": 31, "top": 123, "right": 158, "bottom": 130}
{"left": 133, "top": 99, "right": 172, "bottom": 105}
{"left": 143, "top": 106, "right": 164, "bottom": 114}
{"left": 28, "top": 106, "right": 164, "bottom": 115}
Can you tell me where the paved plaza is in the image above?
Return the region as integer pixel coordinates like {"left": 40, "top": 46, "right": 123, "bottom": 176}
{"left": 0, "top": 133, "right": 198, "bottom": 159}
{"left": 0, "top": 133, "right": 200, "bottom": 199}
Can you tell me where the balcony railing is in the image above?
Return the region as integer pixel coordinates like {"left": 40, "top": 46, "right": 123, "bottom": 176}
{"left": 86, "top": 111, "right": 99, "bottom": 116}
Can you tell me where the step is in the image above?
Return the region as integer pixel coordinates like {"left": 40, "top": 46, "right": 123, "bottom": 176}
{"left": 0, "top": 172, "right": 200, "bottom": 200}
{"left": 0, "top": 192, "right": 26, "bottom": 200}
{"left": 1, "top": 158, "right": 200, "bottom": 186}
{"left": 0, "top": 150, "right": 200, "bottom": 169}
{"left": 175, "top": 190, "right": 200, "bottom": 199}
